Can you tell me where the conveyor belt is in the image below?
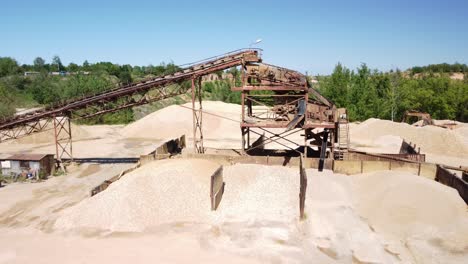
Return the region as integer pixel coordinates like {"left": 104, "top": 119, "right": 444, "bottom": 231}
{"left": 0, "top": 49, "right": 261, "bottom": 141}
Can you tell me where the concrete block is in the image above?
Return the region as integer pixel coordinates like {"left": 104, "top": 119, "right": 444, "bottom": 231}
{"left": 390, "top": 161, "right": 419, "bottom": 174}
{"left": 419, "top": 163, "right": 437, "bottom": 180}
{"left": 362, "top": 161, "right": 390, "bottom": 173}
{"left": 333, "top": 160, "right": 362, "bottom": 175}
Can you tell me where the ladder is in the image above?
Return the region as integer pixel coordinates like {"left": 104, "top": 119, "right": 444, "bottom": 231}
{"left": 336, "top": 118, "right": 350, "bottom": 160}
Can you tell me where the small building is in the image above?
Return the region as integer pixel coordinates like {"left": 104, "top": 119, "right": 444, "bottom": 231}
{"left": 24, "top": 71, "right": 40, "bottom": 77}
{"left": 0, "top": 154, "right": 10, "bottom": 176}
{"left": 2, "top": 154, "right": 55, "bottom": 179}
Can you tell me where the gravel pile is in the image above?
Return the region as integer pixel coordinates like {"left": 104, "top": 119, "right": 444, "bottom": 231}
{"left": 120, "top": 101, "right": 242, "bottom": 146}
{"left": 55, "top": 159, "right": 220, "bottom": 232}
{"left": 352, "top": 171, "right": 468, "bottom": 263}
{"left": 217, "top": 164, "right": 300, "bottom": 222}
{"left": 351, "top": 118, "right": 468, "bottom": 156}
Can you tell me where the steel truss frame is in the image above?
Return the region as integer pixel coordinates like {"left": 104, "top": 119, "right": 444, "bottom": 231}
{"left": 237, "top": 61, "right": 338, "bottom": 159}
{"left": 192, "top": 78, "right": 204, "bottom": 153}
{"left": 0, "top": 49, "right": 263, "bottom": 160}
{"left": 0, "top": 119, "right": 52, "bottom": 143}
{"left": 239, "top": 66, "right": 312, "bottom": 157}
{"left": 53, "top": 116, "right": 73, "bottom": 162}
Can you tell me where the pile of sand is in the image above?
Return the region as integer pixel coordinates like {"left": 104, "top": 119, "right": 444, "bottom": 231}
{"left": 55, "top": 159, "right": 220, "bottom": 232}
{"left": 303, "top": 169, "right": 468, "bottom": 263}
{"left": 216, "top": 164, "right": 299, "bottom": 222}
{"left": 354, "top": 171, "right": 467, "bottom": 238}
{"left": 304, "top": 170, "right": 399, "bottom": 263}
{"left": 121, "top": 101, "right": 305, "bottom": 149}
{"left": 351, "top": 118, "right": 468, "bottom": 157}
{"left": 120, "top": 101, "right": 242, "bottom": 147}
{"left": 53, "top": 160, "right": 468, "bottom": 262}
{"left": 454, "top": 125, "right": 468, "bottom": 142}
{"left": 55, "top": 160, "right": 300, "bottom": 233}
{"left": 353, "top": 171, "right": 468, "bottom": 263}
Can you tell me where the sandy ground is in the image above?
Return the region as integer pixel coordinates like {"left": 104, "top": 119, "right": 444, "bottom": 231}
{"left": 1, "top": 159, "right": 467, "bottom": 263}
{"left": 0, "top": 162, "right": 258, "bottom": 264}
{"left": 121, "top": 101, "right": 301, "bottom": 150}
{"left": 5, "top": 102, "right": 467, "bottom": 167}
{"left": 0, "top": 124, "right": 162, "bottom": 158}
{"left": 1, "top": 101, "right": 468, "bottom": 263}
{"left": 350, "top": 118, "right": 468, "bottom": 167}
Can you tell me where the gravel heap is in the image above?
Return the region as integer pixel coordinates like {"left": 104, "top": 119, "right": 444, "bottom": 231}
{"left": 351, "top": 118, "right": 468, "bottom": 157}
{"left": 55, "top": 159, "right": 220, "bottom": 232}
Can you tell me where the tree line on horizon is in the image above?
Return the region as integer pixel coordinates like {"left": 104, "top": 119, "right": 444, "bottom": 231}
{"left": 0, "top": 55, "right": 467, "bottom": 123}
{"left": 316, "top": 63, "right": 468, "bottom": 122}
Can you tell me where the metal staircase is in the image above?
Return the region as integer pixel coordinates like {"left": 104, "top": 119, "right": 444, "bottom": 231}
{"left": 336, "top": 118, "right": 350, "bottom": 160}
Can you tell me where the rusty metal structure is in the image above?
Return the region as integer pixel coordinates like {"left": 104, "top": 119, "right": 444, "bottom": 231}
{"left": 233, "top": 61, "right": 349, "bottom": 162}
{"left": 0, "top": 49, "right": 262, "bottom": 161}
{"left": 402, "top": 110, "right": 434, "bottom": 126}
{"left": 0, "top": 48, "right": 349, "bottom": 164}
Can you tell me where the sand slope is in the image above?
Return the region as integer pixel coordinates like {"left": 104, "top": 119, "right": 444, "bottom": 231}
{"left": 351, "top": 118, "right": 468, "bottom": 166}
{"left": 353, "top": 171, "right": 468, "bottom": 263}
{"left": 53, "top": 159, "right": 468, "bottom": 263}
{"left": 121, "top": 101, "right": 241, "bottom": 143}
{"left": 351, "top": 118, "right": 468, "bottom": 156}
{"left": 55, "top": 159, "right": 220, "bottom": 232}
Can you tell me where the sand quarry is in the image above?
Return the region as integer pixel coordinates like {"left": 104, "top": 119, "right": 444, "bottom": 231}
{"left": 0, "top": 101, "right": 467, "bottom": 263}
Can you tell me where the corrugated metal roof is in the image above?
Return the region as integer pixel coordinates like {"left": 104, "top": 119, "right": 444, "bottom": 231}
{"left": 6, "top": 153, "right": 54, "bottom": 161}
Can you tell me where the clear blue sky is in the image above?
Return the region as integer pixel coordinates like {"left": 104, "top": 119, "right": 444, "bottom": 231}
{"left": 1, "top": 0, "right": 467, "bottom": 74}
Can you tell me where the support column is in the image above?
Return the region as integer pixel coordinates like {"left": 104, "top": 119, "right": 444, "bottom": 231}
{"left": 241, "top": 127, "right": 246, "bottom": 154}
{"left": 318, "top": 129, "right": 329, "bottom": 172}
{"left": 191, "top": 78, "right": 204, "bottom": 153}
{"left": 304, "top": 128, "right": 310, "bottom": 158}
{"left": 53, "top": 115, "right": 73, "bottom": 163}
{"left": 303, "top": 89, "right": 309, "bottom": 159}
{"left": 240, "top": 89, "right": 246, "bottom": 155}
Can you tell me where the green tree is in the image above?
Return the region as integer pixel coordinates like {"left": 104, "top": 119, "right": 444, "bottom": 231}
{"left": 0, "top": 82, "right": 16, "bottom": 119}
{"left": 33, "top": 57, "right": 46, "bottom": 72}
{"left": 67, "top": 62, "right": 80, "bottom": 72}
{"left": 82, "top": 60, "right": 91, "bottom": 71}
{"left": 0, "top": 57, "right": 20, "bottom": 77}
{"left": 52, "top": 55, "right": 64, "bottom": 72}
{"left": 320, "top": 63, "right": 351, "bottom": 107}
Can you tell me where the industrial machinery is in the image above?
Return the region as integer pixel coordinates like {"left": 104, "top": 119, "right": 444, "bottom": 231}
{"left": 402, "top": 110, "right": 434, "bottom": 126}
{"left": 0, "top": 49, "right": 349, "bottom": 164}
{"left": 233, "top": 62, "right": 349, "bottom": 162}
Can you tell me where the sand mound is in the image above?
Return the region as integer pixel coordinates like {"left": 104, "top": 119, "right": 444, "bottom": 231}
{"left": 12, "top": 121, "right": 90, "bottom": 144}
{"left": 351, "top": 118, "right": 468, "bottom": 157}
{"left": 53, "top": 160, "right": 468, "bottom": 263}
{"left": 304, "top": 170, "right": 399, "bottom": 263}
{"left": 120, "top": 101, "right": 242, "bottom": 147}
{"left": 353, "top": 171, "right": 468, "bottom": 263}
{"left": 55, "top": 159, "right": 220, "bottom": 232}
{"left": 353, "top": 171, "right": 468, "bottom": 237}
{"left": 454, "top": 125, "right": 468, "bottom": 142}
{"left": 55, "top": 161, "right": 301, "bottom": 233}
{"left": 217, "top": 164, "right": 299, "bottom": 222}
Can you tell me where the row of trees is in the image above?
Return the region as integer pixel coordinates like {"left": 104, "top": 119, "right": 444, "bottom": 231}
{"left": 411, "top": 63, "right": 468, "bottom": 74}
{"left": 0, "top": 56, "right": 182, "bottom": 123}
{"left": 0, "top": 56, "right": 182, "bottom": 85}
{"left": 1, "top": 55, "right": 467, "bottom": 123}
{"left": 317, "top": 63, "right": 468, "bottom": 122}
